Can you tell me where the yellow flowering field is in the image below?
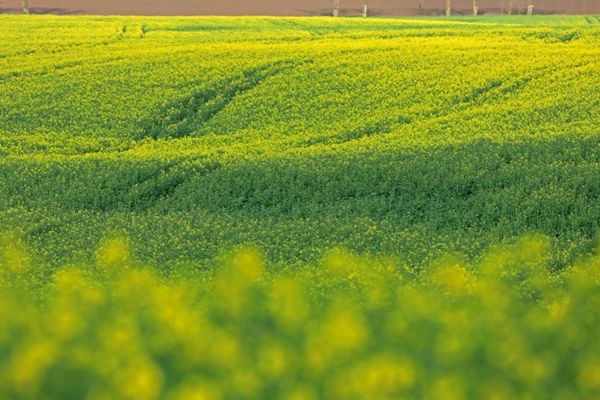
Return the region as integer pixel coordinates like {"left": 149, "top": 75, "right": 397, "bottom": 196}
{"left": 1, "top": 15, "right": 599, "bottom": 267}
{"left": 1, "top": 14, "right": 600, "bottom": 398}
{"left": 1, "top": 234, "right": 600, "bottom": 399}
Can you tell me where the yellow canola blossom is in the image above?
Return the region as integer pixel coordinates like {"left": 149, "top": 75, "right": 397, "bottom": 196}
{"left": 1, "top": 235, "right": 597, "bottom": 399}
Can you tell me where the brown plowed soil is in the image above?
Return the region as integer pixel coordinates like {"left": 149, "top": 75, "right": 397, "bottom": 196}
{"left": 1, "top": 0, "right": 599, "bottom": 16}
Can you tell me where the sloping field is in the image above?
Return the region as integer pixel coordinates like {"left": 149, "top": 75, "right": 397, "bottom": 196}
{"left": 1, "top": 15, "right": 600, "bottom": 399}
{"left": 1, "top": 0, "right": 600, "bottom": 16}
{"left": 1, "top": 15, "right": 600, "bottom": 268}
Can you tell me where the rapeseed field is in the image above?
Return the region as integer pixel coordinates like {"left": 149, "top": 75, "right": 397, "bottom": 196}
{"left": 1, "top": 14, "right": 599, "bottom": 399}
{"left": 2, "top": 234, "right": 600, "bottom": 398}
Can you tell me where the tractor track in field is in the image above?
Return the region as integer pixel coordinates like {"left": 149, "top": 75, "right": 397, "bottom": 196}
{"left": 137, "top": 60, "right": 311, "bottom": 140}
{"left": 80, "top": 159, "right": 222, "bottom": 212}
{"left": 299, "top": 57, "right": 595, "bottom": 150}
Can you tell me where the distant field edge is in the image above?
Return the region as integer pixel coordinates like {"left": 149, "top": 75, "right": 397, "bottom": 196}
{"left": 1, "top": 0, "right": 600, "bottom": 17}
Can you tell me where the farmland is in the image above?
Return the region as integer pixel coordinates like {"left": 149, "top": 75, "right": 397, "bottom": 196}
{"left": 1, "top": 14, "right": 600, "bottom": 398}
{"left": 2, "top": 0, "right": 600, "bottom": 16}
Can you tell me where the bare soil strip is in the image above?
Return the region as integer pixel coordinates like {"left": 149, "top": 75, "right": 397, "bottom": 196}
{"left": 1, "top": 0, "right": 599, "bottom": 16}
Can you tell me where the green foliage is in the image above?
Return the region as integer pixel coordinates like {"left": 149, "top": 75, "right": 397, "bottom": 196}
{"left": 1, "top": 15, "right": 600, "bottom": 397}
{"left": 0, "top": 15, "right": 599, "bottom": 268}
{"left": 1, "top": 236, "right": 600, "bottom": 399}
